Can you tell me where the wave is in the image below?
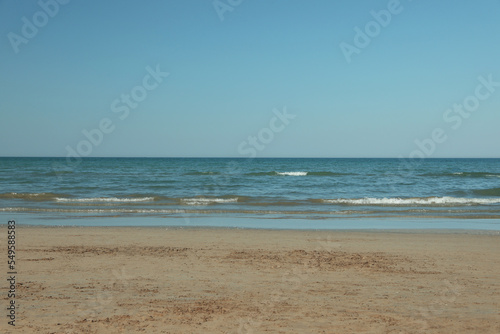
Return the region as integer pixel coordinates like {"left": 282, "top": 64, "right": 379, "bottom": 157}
{"left": 307, "top": 171, "right": 354, "bottom": 176}
{"left": 246, "top": 171, "right": 283, "bottom": 176}
{"left": 0, "top": 207, "right": 196, "bottom": 214}
{"left": 55, "top": 197, "right": 155, "bottom": 203}
{"left": 0, "top": 192, "right": 162, "bottom": 204}
{"left": 246, "top": 171, "right": 351, "bottom": 177}
{"left": 276, "top": 171, "right": 307, "bottom": 176}
{"left": 453, "top": 172, "right": 500, "bottom": 178}
{"left": 322, "top": 197, "right": 500, "bottom": 206}
{"left": 180, "top": 197, "right": 239, "bottom": 205}
{"left": 0, "top": 192, "right": 64, "bottom": 201}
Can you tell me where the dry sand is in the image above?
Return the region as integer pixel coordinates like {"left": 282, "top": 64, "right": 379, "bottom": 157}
{"left": 1, "top": 226, "right": 500, "bottom": 333}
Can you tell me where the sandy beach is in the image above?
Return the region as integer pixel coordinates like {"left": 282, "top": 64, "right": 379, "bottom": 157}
{"left": 2, "top": 226, "right": 500, "bottom": 333}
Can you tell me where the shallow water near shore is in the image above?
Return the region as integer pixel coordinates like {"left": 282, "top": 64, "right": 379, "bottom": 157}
{"left": 3, "top": 212, "right": 500, "bottom": 233}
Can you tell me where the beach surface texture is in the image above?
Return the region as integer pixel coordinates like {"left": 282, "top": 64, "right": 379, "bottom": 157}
{"left": 2, "top": 226, "right": 499, "bottom": 333}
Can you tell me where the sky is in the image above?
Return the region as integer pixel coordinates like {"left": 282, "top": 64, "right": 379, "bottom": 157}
{"left": 1, "top": 0, "right": 499, "bottom": 158}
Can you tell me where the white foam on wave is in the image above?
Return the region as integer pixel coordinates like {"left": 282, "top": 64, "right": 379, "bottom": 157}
{"left": 2, "top": 192, "right": 54, "bottom": 198}
{"left": 181, "top": 197, "right": 238, "bottom": 205}
{"left": 453, "top": 172, "right": 500, "bottom": 177}
{"left": 322, "top": 197, "right": 500, "bottom": 206}
{"left": 277, "top": 171, "right": 308, "bottom": 176}
{"left": 55, "top": 197, "right": 154, "bottom": 203}
{"left": 0, "top": 207, "right": 189, "bottom": 214}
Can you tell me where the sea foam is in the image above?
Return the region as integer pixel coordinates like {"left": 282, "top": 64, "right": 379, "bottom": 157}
{"left": 322, "top": 197, "right": 500, "bottom": 206}
{"left": 276, "top": 171, "right": 308, "bottom": 176}
{"left": 180, "top": 197, "right": 239, "bottom": 205}
{"left": 55, "top": 197, "right": 155, "bottom": 203}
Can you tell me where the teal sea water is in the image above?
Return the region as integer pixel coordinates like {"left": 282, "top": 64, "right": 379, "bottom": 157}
{"left": 1, "top": 157, "right": 500, "bottom": 229}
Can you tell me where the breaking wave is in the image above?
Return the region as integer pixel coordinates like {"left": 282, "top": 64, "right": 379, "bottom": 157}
{"left": 322, "top": 197, "right": 500, "bottom": 206}
{"left": 180, "top": 197, "right": 239, "bottom": 205}
{"left": 55, "top": 197, "right": 155, "bottom": 203}
{"left": 245, "top": 171, "right": 351, "bottom": 177}
{"left": 0, "top": 192, "right": 63, "bottom": 201}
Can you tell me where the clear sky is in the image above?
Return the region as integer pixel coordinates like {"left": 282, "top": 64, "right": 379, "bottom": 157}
{"left": 1, "top": 0, "right": 499, "bottom": 158}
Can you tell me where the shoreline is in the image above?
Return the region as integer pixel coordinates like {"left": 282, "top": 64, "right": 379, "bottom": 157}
{"left": 8, "top": 224, "right": 500, "bottom": 235}
{"left": 2, "top": 212, "right": 500, "bottom": 231}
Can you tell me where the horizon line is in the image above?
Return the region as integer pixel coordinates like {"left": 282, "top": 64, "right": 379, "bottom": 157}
{"left": 1, "top": 156, "right": 500, "bottom": 159}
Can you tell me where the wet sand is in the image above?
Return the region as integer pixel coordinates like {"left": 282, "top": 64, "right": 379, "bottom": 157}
{"left": 2, "top": 226, "right": 500, "bottom": 333}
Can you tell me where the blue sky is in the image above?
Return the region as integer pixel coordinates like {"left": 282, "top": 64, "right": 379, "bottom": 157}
{"left": 1, "top": 0, "right": 499, "bottom": 158}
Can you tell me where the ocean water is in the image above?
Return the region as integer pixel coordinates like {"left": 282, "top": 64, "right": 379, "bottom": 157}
{"left": 1, "top": 157, "right": 500, "bottom": 228}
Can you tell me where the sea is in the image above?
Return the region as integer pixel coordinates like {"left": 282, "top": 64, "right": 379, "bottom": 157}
{"left": 1, "top": 157, "right": 500, "bottom": 230}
